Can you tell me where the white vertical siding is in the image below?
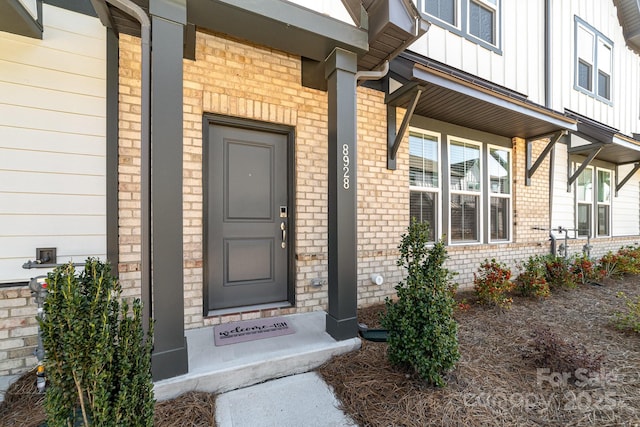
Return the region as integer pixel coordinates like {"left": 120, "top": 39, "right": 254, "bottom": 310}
{"left": 408, "top": 0, "right": 545, "bottom": 103}
{"left": 612, "top": 164, "right": 640, "bottom": 236}
{"left": 550, "top": 0, "right": 640, "bottom": 135}
{"left": 0, "top": 5, "right": 106, "bottom": 283}
{"left": 551, "top": 142, "right": 575, "bottom": 231}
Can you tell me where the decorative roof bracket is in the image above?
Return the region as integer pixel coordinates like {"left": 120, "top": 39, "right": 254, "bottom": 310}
{"left": 387, "top": 88, "right": 422, "bottom": 170}
{"left": 567, "top": 145, "right": 603, "bottom": 192}
{"left": 525, "top": 130, "right": 567, "bottom": 186}
{"left": 615, "top": 162, "right": 640, "bottom": 196}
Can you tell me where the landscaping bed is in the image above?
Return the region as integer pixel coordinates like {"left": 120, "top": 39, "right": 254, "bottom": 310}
{"left": 319, "top": 277, "right": 640, "bottom": 427}
{"left": 2, "top": 278, "right": 639, "bottom": 426}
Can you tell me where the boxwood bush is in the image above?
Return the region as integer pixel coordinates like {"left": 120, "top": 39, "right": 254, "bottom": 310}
{"left": 381, "top": 220, "right": 460, "bottom": 387}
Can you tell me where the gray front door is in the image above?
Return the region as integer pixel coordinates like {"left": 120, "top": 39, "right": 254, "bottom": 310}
{"left": 207, "top": 124, "right": 289, "bottom": 310}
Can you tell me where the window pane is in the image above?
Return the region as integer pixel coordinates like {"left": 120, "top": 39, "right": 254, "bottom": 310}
{"left": 450, "top": 194, "right": 479, "bottom": 242}
{"left": 577, "top": 203, "right": 591, "bottom": 237}
{"left": 578, "top": 60, "right": 592, "bottom": 91}
{"left": 450, "top": 141, "right": 481, "bottom": 192}
{"left": 409, "top": 132, "right": 439, "bottom": 188}
{"left": 598, "top": 41, "right": 611, "bottom": 74}
{"left": 469, "top": 1, "right": 494, "bottom": 44}
{"left": 597, "top": 70, "right": 610, "bottom": 99}
{"left": 576, "top": 168, "right": 593, "bottom": 202}
{"left": 425, "top": 0, "right": 455, "bottom": 25}
{"left": 489, "top": 147, "right": 510, "bottom": 194}
{"left": 410, "top": 191, "right": 437, "bottom": 241}
{"left": 490, "top": 197, "right": 509, "bottom": 241}
{"left": 577, "top": 26, "right": 594, "bottom": 63}
{"left": 597, "top": 170, "right": 611, "bottom": 203}
{"left": 597, "top": 205, "right": 609, "bottom": 236}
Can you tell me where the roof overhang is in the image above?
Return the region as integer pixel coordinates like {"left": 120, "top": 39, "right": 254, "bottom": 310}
{"left": 566, "top": 110, "right": 640, "bottom": 165}
{"left": 91, "top": 0, "right": 428, "bottom": 89}
{"left": 386, "top": 53, "right": 577, "bottom": 140}
{"left": 0, "top": 0, "right": 43, "bottom": 39}
{"left": 187, "top": 0, "right": 369, "bottom": 62}
{"left": 613, "top": 0, "right": 640, "bottom": 55}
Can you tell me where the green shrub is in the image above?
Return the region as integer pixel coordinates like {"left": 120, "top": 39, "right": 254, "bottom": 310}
{"left": 615, "top": 245, "right": 640, "bottom": 276}
{"left": 542, "top": 255, "right": 577, "bottom": 289}
{"left": 597, "top": 251, "right": 620, "bottom": 278}
{"left": 569, "top": 254, "right": 602, "bottom": 285}
{"left": 515, "top": 255, "right": 550, "bottom": 299}
{"left": 613, "top": 292, "right": 640, "bottom": 334}
{"left": 40, "top": 259, "right": 154, "bottom": 427}
{"left": 473, "top": 259, "right": 515, "bottom": 309}
{"left": 380, "top": 220, "right": 460, "bottom": 387}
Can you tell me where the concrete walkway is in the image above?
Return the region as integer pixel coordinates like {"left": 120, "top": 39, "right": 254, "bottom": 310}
{"left": 215, "top": 372, "right": 356, "bottom": 427}
{"left": 1, "top": 311, "right": 361, "bottom": 425}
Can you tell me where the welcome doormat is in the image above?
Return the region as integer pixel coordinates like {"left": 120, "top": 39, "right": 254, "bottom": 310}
{"left": 214, "top": 317, "right": 295, "bottom": 346}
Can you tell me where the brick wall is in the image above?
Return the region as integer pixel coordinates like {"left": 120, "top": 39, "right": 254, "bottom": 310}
{"left": 0, "top": 287, "right": 37, "bottom": 375}
{"left": 116, "top": 31, "right": 416, "bottom": 324}
{"left": 3, "top": 29, "right": 640, "bottom": 376}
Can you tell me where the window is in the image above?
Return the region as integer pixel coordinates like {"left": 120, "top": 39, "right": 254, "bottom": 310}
{"left": 409, "top": 130, "right": 440, "bottom": 241}
{"left": 575, "top": 166, "right": 613, "bottom": 238}
{"left": 576, "top": 167, "right": 593, "bottom": 237}
{"left": 421, "top": 0, "right": 500, "bottom": 50}
{"left": 425, "top": 0, "right": 455, "bottom": 26}
{"left": 575, "top": 17, "right": 613, "bottom": 102}
{"left": 469, "top": 0, "right": 496, "bottom": 44}
{"left": 449, "top": 139, "right": 481, "bottom": 242}
{"left": 488, "top": 146, "right": 511, "bottom": 241}
{"left": 596, "top": 169, "right": 611, "bottom": 236}
{"left": 408, "top": 128, "right": 512, "bottom": 245}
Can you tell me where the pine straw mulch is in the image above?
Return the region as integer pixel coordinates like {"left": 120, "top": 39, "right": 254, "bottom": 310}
{"left": 318, "top": 277, "right": 640, "bottom": 427}
{"left": 2, "top": 277, "right": 639, "bottom": 426}
{"left": 0, "top": 372, "right": 217, "bottom": 427}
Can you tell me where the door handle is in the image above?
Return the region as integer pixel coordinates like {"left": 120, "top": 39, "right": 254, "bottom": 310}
{"left": 280, "top": 221, "right": 286, "bottom": 249}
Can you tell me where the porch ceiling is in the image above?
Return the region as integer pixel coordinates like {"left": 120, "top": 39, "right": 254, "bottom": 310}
{"left": 91, "top": 0, "right": 425, "bottom": 72}
{"left": 387, "top": 52, "right": 577, "bottom": 140}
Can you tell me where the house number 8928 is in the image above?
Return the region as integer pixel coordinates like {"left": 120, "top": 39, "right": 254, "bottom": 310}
{"left": 342, "top": 144, "right": 350, "bottom": 190}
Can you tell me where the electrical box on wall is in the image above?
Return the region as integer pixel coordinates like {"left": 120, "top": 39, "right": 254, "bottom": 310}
{"left": 36, "top": 248, "right": 56, "bottom": 264}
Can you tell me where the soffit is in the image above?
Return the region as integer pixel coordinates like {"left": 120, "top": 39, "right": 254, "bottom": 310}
{"left": 92, "top": 0, "right": 425, "bottom": 72}
{"left": 566, "top": 110, "right": 640, "bottom": 165}
{"left": 613, "top": 0, "right": 640, "bottom": 55}
{"left": 387, "top": 53, "right": 577, "bottom": 140}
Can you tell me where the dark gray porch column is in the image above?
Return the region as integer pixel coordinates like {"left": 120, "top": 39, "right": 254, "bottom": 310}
{"left": 325, "top": 48, "right": 358, "bottom": 340}
{"left": 149, "top": 0, "right": 188, "bottom": 381}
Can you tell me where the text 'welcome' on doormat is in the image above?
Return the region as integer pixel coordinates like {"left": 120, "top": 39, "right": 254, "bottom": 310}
{"left": 214, "top": 317, "right": 296, "bottom": 346}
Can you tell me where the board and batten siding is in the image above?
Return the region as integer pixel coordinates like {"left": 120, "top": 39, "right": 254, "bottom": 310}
{"left": 550, "top": 142, "right": 575, "bottom": 232}
{"left": 550, "top": 0, "right": 640, "bottom": 136}
{"left": 612, "top": 163, "right": 640, "bottom": 236}
{"left": 0, "top": 4, "right": 106, "bottom": 283}
{"left": 408, "top": 0, "right": 546, "bottom": 104}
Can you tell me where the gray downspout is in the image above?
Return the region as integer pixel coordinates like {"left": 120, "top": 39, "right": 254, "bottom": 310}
{"left": 104, "top": 0, "right": 152, "bottom": 332}
{"left": 545, "top": 0, "right": 555, "bottom": 243}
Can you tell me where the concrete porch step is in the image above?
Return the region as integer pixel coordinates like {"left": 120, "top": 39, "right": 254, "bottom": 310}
{"left": 153, "top": 311, "right": 361, "bottom": 401}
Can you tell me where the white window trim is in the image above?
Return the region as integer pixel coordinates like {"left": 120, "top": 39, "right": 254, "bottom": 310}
{"left": 575, "top": 165, "right": 594, "bottom": 238}
{"left": 487, "top": 144, "right": 512, "bottom": 243}
{"left": 466, "top": 0, "right": 499, "bottom": 46}
{"left": 448, "top": 136, "right": 483, "bottom": 245}
{"left": 574, "top": 16, "right": 613, "bottom": 104}
{"left": 420, "top": 0, "right": 501, "bottom": 52}
{"left": 595, "top": 167, "right": 612, "bottom": 237}
{"left": 408, "top": 127, "right": 442, "bottom": 241}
